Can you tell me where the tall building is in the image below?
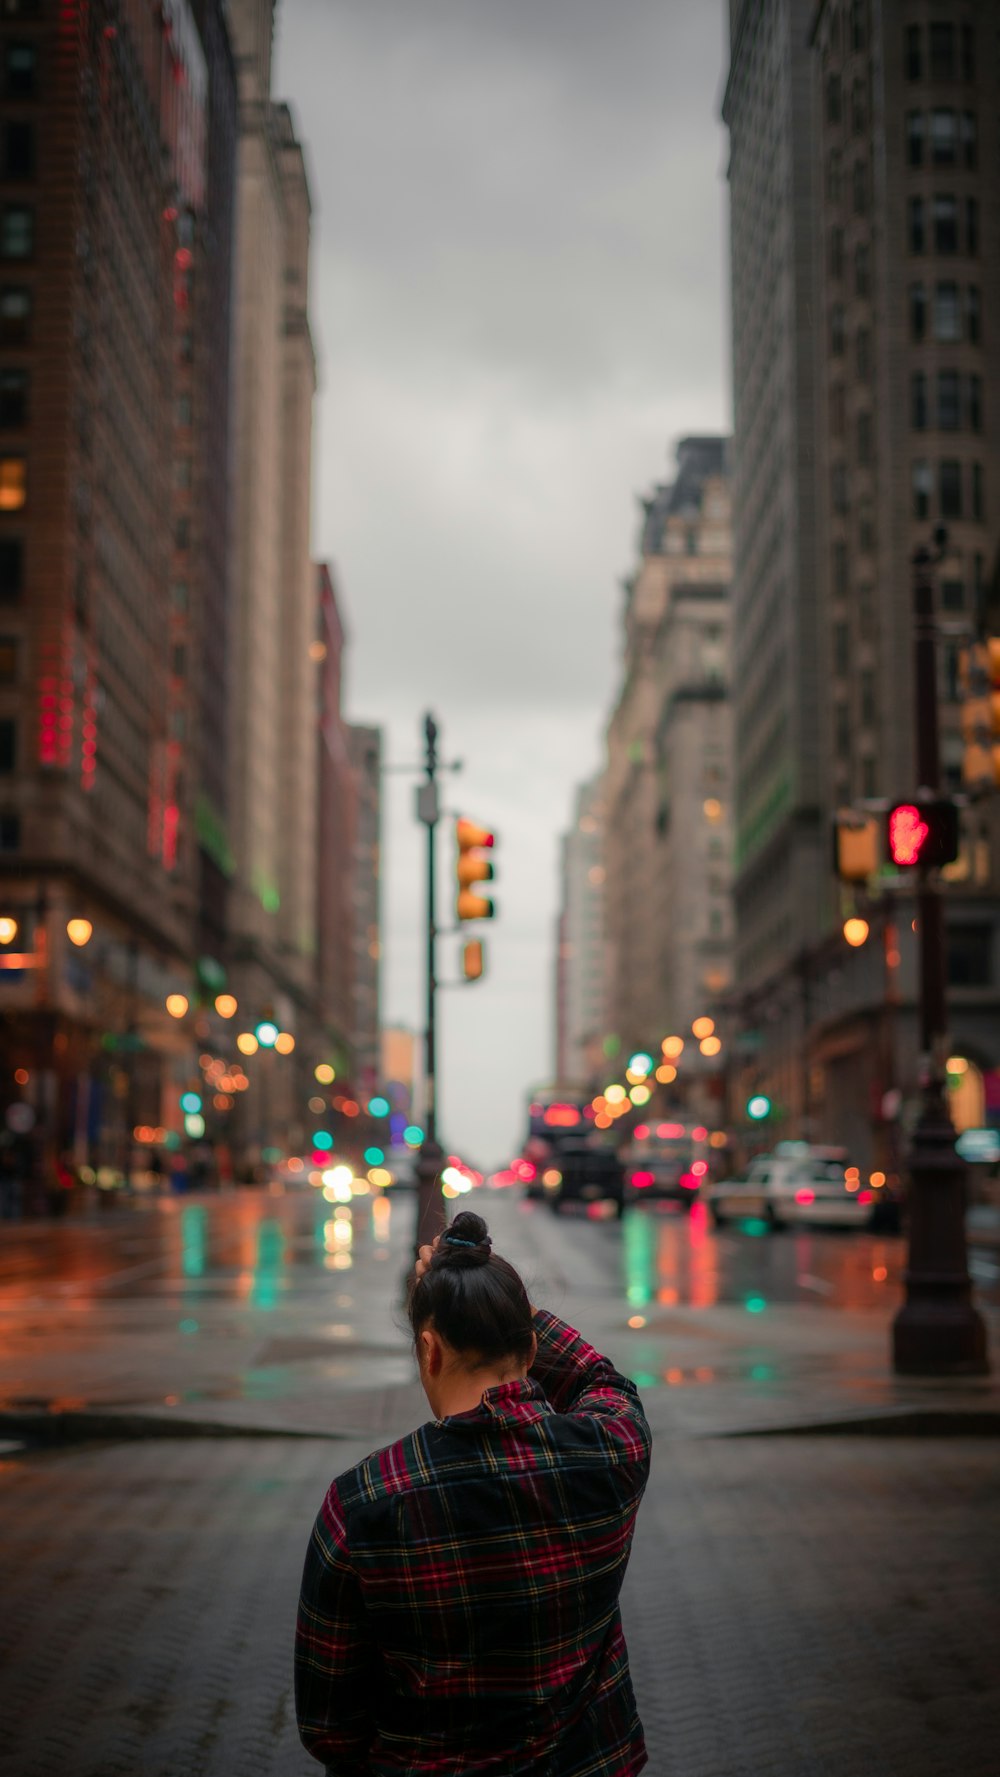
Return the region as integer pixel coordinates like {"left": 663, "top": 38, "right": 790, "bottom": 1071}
{"left": 0, "top": 0, "right": 235, "bottom": 1181}
{"left": 603, "top": 438, "right": 732, "bottom": 1062}
{"left": 226, "top": 0, "right": 319, "bottom": 1045}
{"left": 315, "top": 562, "right": 355, "bottom": 1057}
{"left": 348, "top": 723, "right": 382, "bottom": 1094}
{"left": 725, "top": 0, "right": 1000, "bottom": 1160}
{"left": 555, "top": 775, "right": 607, "bottom": 1088}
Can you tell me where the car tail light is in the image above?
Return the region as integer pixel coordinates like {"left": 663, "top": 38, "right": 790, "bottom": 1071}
{"left": 691, "top": 1160, "right": 708, "bottom": 1178}
{"left": 679, "top": 1172, "right": 699, "bottom": 1190}
{"left": 858, "top": 1189, "right": 874, "bottom": 1204}
{"left": 795, "top": 1187, "right": 815, "bottom": 1205}
{"left": 630, "top": 1170, "right": 655, "bottom": 1188}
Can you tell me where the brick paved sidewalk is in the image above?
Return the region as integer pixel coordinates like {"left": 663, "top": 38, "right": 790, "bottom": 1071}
{"left": 1, "top": 1431, "right": 998, "bottom": 1776}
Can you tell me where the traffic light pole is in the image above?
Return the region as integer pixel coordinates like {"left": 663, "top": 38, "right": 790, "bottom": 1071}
{"left": 415, "top": 712, "right": 445, "bottom": 1255}
{"left": 892, "top": 545, "right": 988, "bottom": 1374}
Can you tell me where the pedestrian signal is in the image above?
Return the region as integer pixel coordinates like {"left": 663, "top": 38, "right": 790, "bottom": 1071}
{"left": 455, "top": 818, "right": 496, "bottom": 921}
{"left": 959, "top": 638, "right": 1000, "bottom": 789}
{"left": 886, "top": 800, "right": 959, "bottom": 869}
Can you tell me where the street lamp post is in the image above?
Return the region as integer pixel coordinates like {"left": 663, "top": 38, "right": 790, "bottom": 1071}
{"left": 891, "top": 542, "right": 989, "bottom": 1374}
{"left": 415, "top": 712, "right": 445, "bottom": 1253}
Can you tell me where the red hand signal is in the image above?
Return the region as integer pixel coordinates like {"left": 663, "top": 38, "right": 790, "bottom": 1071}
{"left": 888, "top": 804, "right": 930, "bottom": 866}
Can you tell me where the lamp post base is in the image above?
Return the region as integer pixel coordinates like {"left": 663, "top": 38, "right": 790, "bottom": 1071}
{"left": 414, "top": 1138, "right": 445, "bottom": 1257}
{"left": 891, "top": 1091, "right": 990, "bottom": 1377}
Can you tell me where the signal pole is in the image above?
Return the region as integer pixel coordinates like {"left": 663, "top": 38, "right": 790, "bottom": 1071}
{"left": 892, "top": 542, "right": 988, "bottom": 1374}
{"left": 414, "top": 712, "right": 445, "bottom": 1253}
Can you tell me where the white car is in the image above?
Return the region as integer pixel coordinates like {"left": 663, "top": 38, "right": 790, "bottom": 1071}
{"left": 708, "top": 1144, "right": 889, "bottom": 1231}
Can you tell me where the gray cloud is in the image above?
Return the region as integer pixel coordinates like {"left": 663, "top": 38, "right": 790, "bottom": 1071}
{"left": 275, "top": 0, "right": 729, "bottom": 1159}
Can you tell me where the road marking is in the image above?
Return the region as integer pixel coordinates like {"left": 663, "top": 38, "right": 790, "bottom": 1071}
{"left": 797, "top": 1274, "right": 834, "bottom": 1295}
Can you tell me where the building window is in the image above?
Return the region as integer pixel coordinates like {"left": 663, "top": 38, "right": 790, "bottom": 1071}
{"left": 972, "top": 463, "right": 984, "bottom": 523}
{"left": 854, "top": 243, "right": 870, "bottom": 298}
{"left": 830, "top": 303, "right": 845, "bottom": 356}
{"left": 908, "top": 197, "right": 925, "bottom": 254}
{"left": 933, "top": 196, "right": 958, "bottom": 254}
{"left": 0, "top": 536, "right": 21, "bottom": 598}
{"left": 861, "top": 757, "right": 878, "bottom": 799}
{"left": 175, "top": 395, "right": 192, "bottom": 427}
{"left": 0, "top": 717, "right": 14, "bottom": 772}
{"left": 833, "top": 540, "right": 848, "bottom": 596}
{"left": 170, "top": 581, "right": 188, "bottom": 610}
{"left": 0, "top": 811, "right": 19, "bottom": 853}
{"left": 960, "top": 23, "right": 975, "bottom": 82}
{"left": 941, "top": 579, "right": 964, "bottom": 611}
{"left": 851, "top": 79, "right": 866, "bottom": 134}
{"left": 961, "top": 112, "right": 977, "bottom": 169}
{"left": 173, "top": 456, "right": 192, "bottom": 490}
{"left": 0, "top": 634, "right": 16, "bottom": 680}
{"left": 906, "top": 111, "right": 924, "bottom": 166}
{"left": 830, "top": 382, "right": 846, "bottom": 436}
{"left": 3, "top": 121, "right": 34, "bottom": 179}
{"left": 0, "top": 285, "right": 30, "bottom": 342}
{"left": 911, "top": 372, "right": 928, "bottom": 430}
{"left": 832, "top": 462, "right": 848, "bottom": 514}
{"left": 175, "top": 516, "right": 190, "bottom": 550}
{"left": 912, "top": 461, "right": 932, "bottom": 519}
{"left": 829, "top": 226, "right": 844, "bottom": 279}
{"left": 939, "top": 460, "right": 962, "bottom": 519}
{"left": 855, "top": 327, "right": 871, "bottom": 381}
{"left": 0, "top": 454, "right": 25, "bottom": 509}
{"left": 947, "top": 924, "right": 991, "bottom": 988}
{"left": 826, "top": 73, "right": 842, "bottom": 125}
{"left": 857, "top": 409, "right": 872, "bottom": 464}
{"left": 929, "top": 22, "right": 955, "bottom": 82}
{"left": 4, "top": 43, "right": 37, "bottom": 96}
{"left": 827, "top": 149, "right": 842, "bottom": 204}
{"left": 934, "top": 281, "right": 960, "bottom": 340}
{"left": 858, "top": 584, "right": 875, "bottom": 639}
{"left": 835, "top": 703, "right": 851, "bottom": 761}
{"left": 860, "top": 670, "right": 876, "bottom": 729}
{"left": 179, "top": 331, "right": 194, "bottom": 365}
{"left": 852, "top": 158, "right": 868, "bottom": 215}
{"left": 909, "top": 282, "right": 926, "bottom": 341}
{"left": 905, "top": 24, "right": 922, "bottom": 81}
{"left": 965, "top": 197, "right": 978, "bottom": 256}
{"left": 858, "top": 500, "right": 875, "bottom": 555}
{"left": 850, "top": 0, "right": 865, "bottom": 53}
{"left": 0, "top": 368, "right": 27, "bottom": 426}
{"left": 833, "top": 622, "right": 850, "bottom": 677}
{"left": 930, "top": 109, "right": 957, "bottom": 165}
{"left": 937, "top": 370, "right": 960, "bottom": 431}
{"left": 968, "top": 375, "right": 982, "bottom": 433}
{"left": 0, "top": 205, "right": 33, "bottom": 259}
{"left": 966, "top": 285, "right": 980, "bottom": 344}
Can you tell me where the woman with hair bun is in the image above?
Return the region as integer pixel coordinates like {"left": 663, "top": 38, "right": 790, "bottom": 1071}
{"left": 295, "top": 1209, "right": 650, "bottom": 1775}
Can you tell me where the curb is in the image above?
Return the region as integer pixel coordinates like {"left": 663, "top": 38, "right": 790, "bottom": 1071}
{"left": 0, "top": 1409, "right": 363, "bottom": 1448}
{"left": 716, "top": 1406, "right": 1000, "bottom": 1439}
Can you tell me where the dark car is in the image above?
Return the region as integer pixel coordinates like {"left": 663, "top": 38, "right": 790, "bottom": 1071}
{"left": 544, "top": 1136, "right": 624, "bottom": 1216}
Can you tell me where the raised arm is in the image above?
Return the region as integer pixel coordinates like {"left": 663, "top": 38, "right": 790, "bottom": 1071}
{"left": 295, "top": 1483, "right": 377, "bottom": 1773}
{"left": 529, "top": 1307, "right": 651, "bottom": 1476}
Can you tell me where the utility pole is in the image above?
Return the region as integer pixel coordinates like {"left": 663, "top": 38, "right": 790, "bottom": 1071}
{"left": 414, "top": 712, "right": 445, "bottom": 1253}
{"left": 892, "top": 542, "right": 989, "bottom": 1374}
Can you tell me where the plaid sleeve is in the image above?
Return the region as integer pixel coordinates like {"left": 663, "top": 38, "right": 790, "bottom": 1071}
{"left": 530, "top": 1308, "right": 651, "bottom": 1477}
{"left": 294, "top": 1480, "right": 376, "bottom": 1773}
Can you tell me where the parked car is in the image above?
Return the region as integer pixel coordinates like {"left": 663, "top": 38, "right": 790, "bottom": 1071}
{"left": 708, "top": 1143, "right": 902, "bottom": 1232}
{"left": 543, "top": 1136, "right": 624, "bottom": 1216}
{"left": 619, "top": 1124, "right": 707, "bottom": 1208}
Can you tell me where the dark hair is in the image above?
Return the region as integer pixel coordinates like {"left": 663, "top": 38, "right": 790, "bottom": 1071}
{"left": 409, "top": 1210, "right": 534, "bottom": 1368}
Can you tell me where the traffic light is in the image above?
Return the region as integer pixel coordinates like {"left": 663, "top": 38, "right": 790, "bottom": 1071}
{"left": 746, "top": 1094, "right": 772, "bottom": 1121}
{"left": 960, "top": 637, "right": 1000, "bottom": 789}
{"left": 832, "top": 810, "right": 879, "bottom": 882}
{"left": 885, "top": 799, "right": 959, "bottom": 868}
{"left": 462, "top": 939, "right": 485, "bottom": 982}
{"left": 455, "top": 818, "right": 495, "bottom": 921}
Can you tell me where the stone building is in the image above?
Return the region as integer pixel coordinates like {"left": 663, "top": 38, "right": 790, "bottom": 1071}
{"left": 554, "top": 774, "right": 607, "bottom": 1088}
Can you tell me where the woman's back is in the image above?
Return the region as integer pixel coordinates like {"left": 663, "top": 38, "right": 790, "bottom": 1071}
{"left": 295, "top": 1219, "right": 650, "bottom": 1776}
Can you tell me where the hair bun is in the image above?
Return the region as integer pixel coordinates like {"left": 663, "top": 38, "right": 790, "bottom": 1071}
{"left": 435, "top": 1209, "right": 492, "bottom": 1268}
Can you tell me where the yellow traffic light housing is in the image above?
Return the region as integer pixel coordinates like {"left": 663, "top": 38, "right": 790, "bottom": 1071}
{"left": 455, "top": 818, "right": 496, "bottom": 921}
{"left": 832, "top": 810, "right": 880, "bottom": 882}
{"left": 960, "top": 638, "right": 1000, "bottom": 789}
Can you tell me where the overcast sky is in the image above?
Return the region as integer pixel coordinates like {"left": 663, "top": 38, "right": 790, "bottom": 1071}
{"left": 275, "top": 0, "right": 731, "bottom": 1165}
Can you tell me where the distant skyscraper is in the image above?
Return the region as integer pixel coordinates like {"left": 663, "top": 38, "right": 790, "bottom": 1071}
{"left": 315, "top": 563, "right": 355, "bottom": 1056}
{"left": 555, "top": 776, "right": 608, "bottom": 1087}
{"left": 603, "top": 437, "right": 732, "bottom": 1061}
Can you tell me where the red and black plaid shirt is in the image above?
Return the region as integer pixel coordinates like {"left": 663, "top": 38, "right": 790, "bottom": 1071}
{"left": 295, "top": 1309, "right": 651, "bottom": 1776}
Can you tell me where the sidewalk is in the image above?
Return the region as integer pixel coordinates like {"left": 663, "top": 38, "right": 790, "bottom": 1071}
{"left": 0, "top": 1192, "right": 998, "bottom": 1775}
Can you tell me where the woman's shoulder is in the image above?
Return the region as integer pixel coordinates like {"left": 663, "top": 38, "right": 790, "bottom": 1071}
{"left": 333, "top": 1420, "right": 441, "bottom": 1512}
